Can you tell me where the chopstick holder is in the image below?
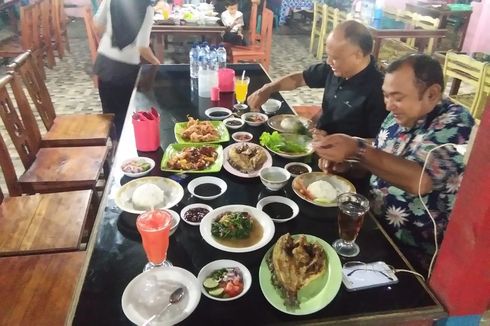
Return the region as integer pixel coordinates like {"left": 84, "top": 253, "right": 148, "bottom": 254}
{"left": 132, "top": 110, "right": 161, "bottom": 152}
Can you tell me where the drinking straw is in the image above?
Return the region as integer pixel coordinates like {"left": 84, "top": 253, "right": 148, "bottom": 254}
{"left": 241, "top": 70, "right": 246, "bottom": 81}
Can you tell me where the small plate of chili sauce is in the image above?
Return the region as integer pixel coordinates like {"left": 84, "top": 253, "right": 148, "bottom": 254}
{"left": 284, "top": 162, "right": 312, "bottom": 177}
{"left": 180, "top": 203, "right": 213, "bottom": 226}
{"left": 187, "top": 176, "right": 227, "bottom": 200}
{"left": 256, "top": 196, "right": 299, "bottom": 223}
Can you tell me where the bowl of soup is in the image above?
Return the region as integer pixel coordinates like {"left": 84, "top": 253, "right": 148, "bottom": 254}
{"left": 259, "top": 166, "right": 290, "bottom": 191}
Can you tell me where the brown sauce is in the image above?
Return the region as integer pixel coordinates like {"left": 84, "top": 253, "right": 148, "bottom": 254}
{"left": 214, "top": 218, "right": 264, "bottom": 248}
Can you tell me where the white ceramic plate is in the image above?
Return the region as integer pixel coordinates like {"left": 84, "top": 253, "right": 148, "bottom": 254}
{"left": 223, "top": 143, "right": 272, "bottom": 178}
{"left": 120, "top": 157, "right": 155, "bottom": 178}
{"left": 291, "top": 172, "right": 356, "bottom": 207}
{"left": 267, "top": 114, "right": 313, "bottom": 133}
{"left": 121, "top": 267, "right": 201, "bottom": 325}
{"left": 256, "top": 196, "right": 299, "bottom": 223}
{"left": 197, "top": 259, "right": 252, "bottom": 301}
{"left": 187, "top": 176, "right": 227, "bottom": 200}
{"left": 264, "top": 133, "right": 314, "bottom": 159}
{"left": 180, "top": 203, "right": 213, "bottom": 226}
{"left": 199, "top": 205, "right": 275, "bottom": 253}
{"left": 115, "top": 177, "right": 184, "bottom": 214}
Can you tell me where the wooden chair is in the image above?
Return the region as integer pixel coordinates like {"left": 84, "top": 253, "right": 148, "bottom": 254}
{"left": 0, "top": 73, "right": 108, "bottom": 195}
{"left": 248, "top": 1, "right": 259, "bottom": 45}
{"left": 309, "top": 3, "right": 328, "bottom": 59}
{"left": 52, "top": 0, "right": 70, "bottom": 58}
{"left": 0, "top": 251, "right": 85, "bottom": 325}
{"left": 444, "top": 52, "right": 490, "bottom": 120}
{"left": 39, "top": 0, "right": 56, "bottom": 68}
{"left": 8, "top": 51, "right": 115, "bottom": 148}
{"left": 0, "top": 2, "right": 47, "bottom": 80}
{"left": 0, "top": 130, "right": 92, "bottom": 256}
{"left": 82, "top": 6, "right": 100, "bottom": 86}
{"left": 230, "top": 8, "right": 274, "bottom": 70}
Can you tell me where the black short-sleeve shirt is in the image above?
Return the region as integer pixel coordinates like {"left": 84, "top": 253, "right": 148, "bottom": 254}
{"left": 302, "top": 57, "right": 387, "bottom": 138}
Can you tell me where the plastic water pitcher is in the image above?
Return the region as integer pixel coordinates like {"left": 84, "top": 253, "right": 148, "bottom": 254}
{"left": 198, "top": 69, "right": 218, "bottom": 97}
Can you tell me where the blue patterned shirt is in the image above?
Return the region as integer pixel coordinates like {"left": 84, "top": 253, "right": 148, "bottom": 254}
{"left": 370, "top": 100, "right": 474, "bottom": 255}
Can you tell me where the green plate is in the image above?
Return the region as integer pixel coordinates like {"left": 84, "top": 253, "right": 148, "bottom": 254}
{"left": 259, "top": 234, "right": 342, "bottom": 315}
{"left": 160, "top": 143, "right": 223, "bottom": 173}
{"left": 174, "top": 120, "right": 230, "bottom": 144}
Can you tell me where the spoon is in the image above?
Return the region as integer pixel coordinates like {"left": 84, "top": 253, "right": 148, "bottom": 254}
{"left": 142, "top": 287, "right": 185, "bottom": 326}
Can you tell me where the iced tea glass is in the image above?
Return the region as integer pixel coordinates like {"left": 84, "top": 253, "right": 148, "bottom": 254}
{"left": 136, "top": 209, "right": 173, "bottom": 271}
{"left": 234, "top": 76, "right": 250, "bottom": 110}
{"left": 332, "top": 192, "right": 370, "bottom": 257}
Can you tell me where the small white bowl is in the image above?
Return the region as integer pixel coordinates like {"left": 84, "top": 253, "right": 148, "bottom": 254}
{"left": 231, "top": 131, "right": 253, "bottom": 143}
{"left": 261, "top": 99, "right": 282, "bottom": 115}
{"left": 167, "top": 209, "right": 181, "bottom": 235}
{"left": 187, "top": 176, "right": 227, "bottom": 200}
{"left": 241, "top": 112, "right": 268, "bottom": 127}
{"left": 197, "top": 259, "right": 252, "bottom": 301}
{"left": 233, "top": 103, "right": 248, "bottom": 111}
{"left": 259, "top": 166, "right": 290, "bottom": 191}
{"left": 120, "top": 157, "right": 155, "bottom": 178}
{"left": 284, "top": 162, "right": 312, "bottom": 177}
{"left": 205, "top": 107, "right": 232, "bottom": 120}
{"left": 256, "top": 196, "right": 299, "bottom": 223}
{"left": 223, "top": 117, "right": 244, "bottom": 130}
{"left": 180, "top": 203, "right": 213, "bottom": 226}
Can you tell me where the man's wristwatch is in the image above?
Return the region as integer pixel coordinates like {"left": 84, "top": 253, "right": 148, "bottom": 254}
{"left": 353, "top": 137, "right": 368, "bottom": 160}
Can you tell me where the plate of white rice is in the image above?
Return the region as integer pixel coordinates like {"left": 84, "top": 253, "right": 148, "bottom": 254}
{"left": 291, "top": 172, "right": 356, "bottom": 207}
{"left": 115, "top": 177, "right": 184, "bottom": 214}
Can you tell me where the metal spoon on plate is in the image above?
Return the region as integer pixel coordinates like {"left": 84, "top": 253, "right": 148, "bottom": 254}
{"left": 142, "top": 287, "right": 185, "bottom": 326}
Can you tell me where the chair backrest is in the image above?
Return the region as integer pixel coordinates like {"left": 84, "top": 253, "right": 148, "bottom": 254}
{"left": 8, "top": 51, "right": 57, "bottom": 130}
{"left": 19, "top": 3, "right": 39, "bottom": 50}
{"left": 444, "top": 51, "right": 490, "bottom": 119}
{"left": 413, "top": 13, "right": 440, "bottom": 54}
{"left": 0, "top": 128, "right": 22, "bottom": 198}
{"left": 0, "top": 74, "right": 42, "bottom": 171}
{"left": 82, "top": 6, "right": 100, "bottom": 64}
{"left": 40, "top": 0, "right": 53, "bottom": 51}
{"left": 259, "top": 8, "right": 273, "bottom": 55}
{"left": 248, "top": 1, "right": 258, "bottom": 46}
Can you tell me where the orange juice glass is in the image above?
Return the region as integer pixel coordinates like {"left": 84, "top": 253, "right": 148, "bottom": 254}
{"left": 136, "top": 209, "right": 172, "bottom": 271}
{"left": 235, "top": 76, "right": 250, "bottom": 105}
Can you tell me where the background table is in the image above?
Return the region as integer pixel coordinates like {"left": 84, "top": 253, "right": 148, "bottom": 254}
{"left": 70, "top": 64, "right": 445, "bottom": 325}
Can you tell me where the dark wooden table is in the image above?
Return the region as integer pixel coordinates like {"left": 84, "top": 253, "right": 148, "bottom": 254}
{"left": 365, "top": 13, "right": 447, "bottom": 59}
{"left": 405, "top": 3, "right": 472, "bottom": 51}
{"left": 69, "top": 64, "right": 446, "bottom": 325}
{"left": 151, "top": 23, "right": 226, "bottom": 62}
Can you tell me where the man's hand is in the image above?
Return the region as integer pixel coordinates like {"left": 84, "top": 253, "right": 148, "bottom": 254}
{"left": 312, "top": 134, "right": 358, "bottom": 163}
{"left": 247, "top": 84, "right": 271, "bottom": 111}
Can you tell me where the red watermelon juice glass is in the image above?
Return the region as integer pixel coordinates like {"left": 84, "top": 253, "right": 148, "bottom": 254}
{"left": 136, "top": 209, "right": 172, "bottom": 271}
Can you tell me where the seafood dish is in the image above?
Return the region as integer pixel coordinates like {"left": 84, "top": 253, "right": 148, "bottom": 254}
{"left": 180, "top": 117, "right": 220, "bottom": 142}
{"left": 166, "top": 146, "right": 218, "bottom": 170}
{"left": 227, "top": 143, "right": 267, "bottom": 174}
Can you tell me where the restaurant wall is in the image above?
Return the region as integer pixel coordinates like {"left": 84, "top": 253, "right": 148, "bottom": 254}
{"left": 462, "top": 0, "right": 490, "bottom": 53}
{"left": 64, "top": 0, "right": 92, "bottom": 17}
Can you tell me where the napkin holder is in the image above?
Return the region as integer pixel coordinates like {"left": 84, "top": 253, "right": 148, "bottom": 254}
{"left": 132, "top": 109, "right": 160, "bottom": 152}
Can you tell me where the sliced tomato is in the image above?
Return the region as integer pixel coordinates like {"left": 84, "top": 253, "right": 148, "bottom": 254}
{"left": 224, "top": 281, "right": 242, "bottom": 297}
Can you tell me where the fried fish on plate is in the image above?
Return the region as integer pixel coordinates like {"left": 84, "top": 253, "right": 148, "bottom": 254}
{"left": 267, "top": 233, "right": 327, "bottom": 308}
{"left": 228, "top": 143, "right": 267, "bottom": 174}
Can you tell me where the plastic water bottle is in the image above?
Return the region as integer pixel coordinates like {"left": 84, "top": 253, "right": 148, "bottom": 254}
{"left": 217, "top": 43, "right": 227, "bottom": 69}
{"left": 208, "top": 45, "right": 218, "bottom": 71}
{"left": 189, "top": 42, "right": 199, "bottom": 79}
{"left": 198, "top": 42, "right": 207, "bottom": 70}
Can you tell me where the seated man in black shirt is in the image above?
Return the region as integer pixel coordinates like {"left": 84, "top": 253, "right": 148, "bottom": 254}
{"left": 247, "top": 20, "right": 387, "bottom": 138}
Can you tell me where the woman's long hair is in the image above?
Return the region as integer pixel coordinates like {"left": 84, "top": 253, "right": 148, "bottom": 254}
{"left": 110, "top": 0, "right": 152, "bottom": 49}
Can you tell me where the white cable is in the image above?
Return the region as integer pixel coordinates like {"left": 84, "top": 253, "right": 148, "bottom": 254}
{"left": 418, "top": 143, "right": 461, "bottom": 280}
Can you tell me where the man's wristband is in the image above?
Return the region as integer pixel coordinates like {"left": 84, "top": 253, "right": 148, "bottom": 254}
{"left": 353, "top": 137, "right": 368, "bottom": 160}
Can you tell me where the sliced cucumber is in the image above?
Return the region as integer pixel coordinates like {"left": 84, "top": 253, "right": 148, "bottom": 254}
{"left": 208, "top": 287, "right": 224, "bottom": 297}
{"left": 203, "top": 278, "right": 219, "bottom": 289}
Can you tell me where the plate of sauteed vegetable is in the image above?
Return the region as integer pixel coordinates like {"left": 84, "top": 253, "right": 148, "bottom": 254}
{"left": 199, "top": 205, "right": 275, "bottom": 253}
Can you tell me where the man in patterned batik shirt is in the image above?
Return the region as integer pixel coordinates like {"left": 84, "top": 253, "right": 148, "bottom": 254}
{"left": 312, "top": 54, "right": 475, "bottom": 272}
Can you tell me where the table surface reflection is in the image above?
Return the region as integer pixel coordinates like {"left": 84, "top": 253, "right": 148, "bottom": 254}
{"left": 72, "top": 64, "right": 445, "bottom": 325}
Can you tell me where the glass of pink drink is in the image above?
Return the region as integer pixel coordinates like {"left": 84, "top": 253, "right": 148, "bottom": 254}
{"left": 136, "top": 209, "right": 172, "bottom": 271}
{"left": 332, "top": 192, "right": 370, "bottom": 257}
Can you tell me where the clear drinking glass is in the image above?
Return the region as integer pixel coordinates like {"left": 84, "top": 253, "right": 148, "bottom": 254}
{"left": 136, "top": 209, "right": 173, "bottom": 271}
{"left": 332, "top": 192, "right": 370, "bottom": 257}
{"left": 234, "top": 76, "right": 250, "bottom": 110}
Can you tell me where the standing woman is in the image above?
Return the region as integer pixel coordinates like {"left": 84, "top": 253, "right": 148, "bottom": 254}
{"left": 93, "top": 0, "right": 160, "bottom": 139}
